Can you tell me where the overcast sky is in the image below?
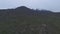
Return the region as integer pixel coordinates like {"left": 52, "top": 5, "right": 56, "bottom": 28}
{"left": 0, "top": 0, "right": 60, "bottom": 12}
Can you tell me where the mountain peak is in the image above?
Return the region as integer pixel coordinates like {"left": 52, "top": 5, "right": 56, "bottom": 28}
{"left": 16, "top": 6, "right": 29, "bottom": 9}
{"left": 19, "top": 6, "right": 28, "bottom": 8}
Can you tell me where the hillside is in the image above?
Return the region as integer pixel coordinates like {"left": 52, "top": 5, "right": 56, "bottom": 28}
{"left": 0, "top": 6, "right": 60, "bottom": 34}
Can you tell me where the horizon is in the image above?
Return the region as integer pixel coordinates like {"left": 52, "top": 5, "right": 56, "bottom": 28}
{"left": 0, "top": 6, "right": 59, "bottom": 12}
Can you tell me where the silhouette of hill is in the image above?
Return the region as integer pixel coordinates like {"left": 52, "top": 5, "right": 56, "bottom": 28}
{"left": 15, "top": 6, "right": 53, "bottom": 16}
{"left": 0, "top": 6, "right": 60, "bottom": 34}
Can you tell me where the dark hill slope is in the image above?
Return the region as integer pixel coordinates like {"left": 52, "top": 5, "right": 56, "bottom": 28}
{"left": 0, "top": 6, "right": 60, "bottom": 34}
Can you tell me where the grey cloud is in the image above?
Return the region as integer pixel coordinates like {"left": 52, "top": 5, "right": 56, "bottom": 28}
{"left": 0, "top": 0, "right": 60, "bottom": 12}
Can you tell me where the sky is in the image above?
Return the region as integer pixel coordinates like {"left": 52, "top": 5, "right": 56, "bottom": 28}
{"left": 0, "top": 0, "right": 60, "bottom": 12}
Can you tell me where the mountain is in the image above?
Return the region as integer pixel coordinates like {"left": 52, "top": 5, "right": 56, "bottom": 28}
{"left": 0, "top": 6, "right": 60, "bottom": 34}
{"left": 15, "top": 6, "right": 53, "bottom": 16}
{"left": 0, "top": 6, "right": 56, "bottom": 17}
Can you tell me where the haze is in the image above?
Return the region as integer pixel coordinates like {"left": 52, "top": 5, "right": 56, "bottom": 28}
{"left": 0, "top": 0, "right": 60, "bottom": 12}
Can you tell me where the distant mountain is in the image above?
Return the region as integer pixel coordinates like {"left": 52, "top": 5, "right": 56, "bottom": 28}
{"left": 14, "top": 6, "right": 60, "bottom": 17}
{"left": 15, "top": 6, "right": 53, "bottom": 16}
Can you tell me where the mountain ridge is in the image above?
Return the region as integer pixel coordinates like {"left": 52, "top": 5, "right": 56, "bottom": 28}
{"left": 0, "top": 6, "right": 60, "bottom": 17}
